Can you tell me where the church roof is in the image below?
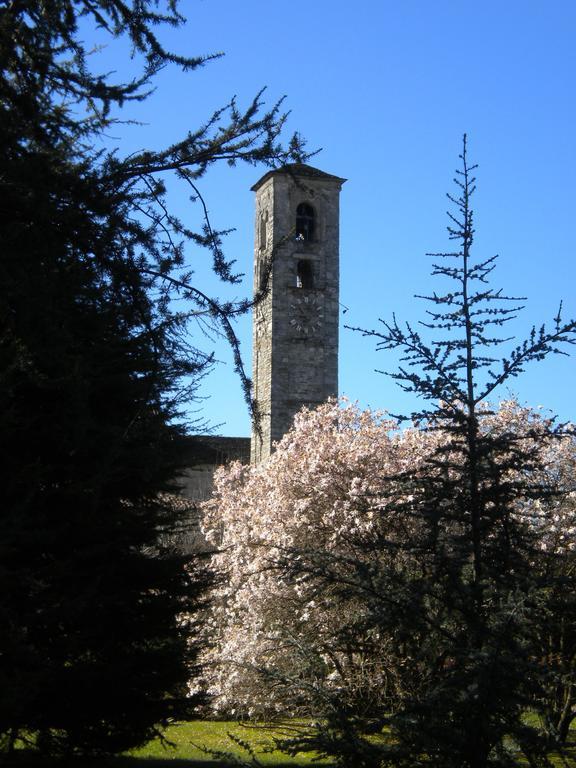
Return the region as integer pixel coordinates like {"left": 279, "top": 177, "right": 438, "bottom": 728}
{"left": 182, "top": 435, "right": 251, "bottom": 465}
{"left": 251, "top": 163, "right": 346, "bottom": 191}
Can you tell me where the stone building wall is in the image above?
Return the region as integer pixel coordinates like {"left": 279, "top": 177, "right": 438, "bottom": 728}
{"left": 178, "top": 436, "right": 251, "bottom": 502}
{"left": 171, "top": 436, "right": 250, "bottom": 553}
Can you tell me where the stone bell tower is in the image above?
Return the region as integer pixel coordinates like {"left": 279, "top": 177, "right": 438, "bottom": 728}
{"left": 250, "top": 163, "right": 345, "bottom": 463}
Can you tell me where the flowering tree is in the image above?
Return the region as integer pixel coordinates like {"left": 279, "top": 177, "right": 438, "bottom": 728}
{"left": 203, "top": 400, "right": 576, "bottom": 758}
{"left": 202, "top": 401, "right": 406, "bottom": 720}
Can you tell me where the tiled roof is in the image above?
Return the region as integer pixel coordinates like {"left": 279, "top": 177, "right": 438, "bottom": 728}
{"left": 251, "top": 163, "right": 346, "bottom": 191}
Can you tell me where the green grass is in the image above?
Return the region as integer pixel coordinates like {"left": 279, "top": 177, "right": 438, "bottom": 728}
{"left": 126, "top": 720, "right": 332, "bottom": 766}
{"left": 8, "top": 721, "right": 329, "bottom": 767}
{"left": 9, "top": 720, "right": 575, "bottom": 767}
{"left": 126, "top": 720, "right": 576, "bottom": 767}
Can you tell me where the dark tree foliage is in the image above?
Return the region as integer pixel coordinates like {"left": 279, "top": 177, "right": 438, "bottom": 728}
{"left": 0, "top": 0, "right": 305, "bottom": 757}
{"left": 277, "top": 138, "right": 576, "bottom": 768}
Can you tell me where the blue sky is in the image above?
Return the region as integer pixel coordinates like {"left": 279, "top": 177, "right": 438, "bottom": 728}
{"left": 88, "top": 1, "right": 576, "bottom": 434}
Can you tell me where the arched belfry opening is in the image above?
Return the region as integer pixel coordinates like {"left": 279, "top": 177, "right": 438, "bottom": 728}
{"left": 250, "top": 163, "right": 346, "bottom": 464}
{"left": 296, "top": 259, "right": 314, "bottom": 289}
{"left": 295, "top": 202, "right": 315, "bottom": 242}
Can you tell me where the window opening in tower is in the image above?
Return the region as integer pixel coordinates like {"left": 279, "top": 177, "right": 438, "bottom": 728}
{"left": 295, "top": 203, "right": 315, "bottom": 242}
{"left": 296, "top": 259, "right": 314, "bottom": 289}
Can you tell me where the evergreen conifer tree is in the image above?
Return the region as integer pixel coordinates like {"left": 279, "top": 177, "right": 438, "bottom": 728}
{"left": 0, "top": 0, "right": 305, "bottom": 756}
{"left": 341, "top": 136, "right": 576, "bottom": 767}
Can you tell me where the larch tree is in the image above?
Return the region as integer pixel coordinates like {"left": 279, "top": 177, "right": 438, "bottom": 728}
{"left": 341, "top": 136, "right": 576, "bottom": 767}
{"left": 337, "top": 136, "right": 576, "bottom": 767}
{"left": 0, "top": 0, "right": 306, "bottom": 758}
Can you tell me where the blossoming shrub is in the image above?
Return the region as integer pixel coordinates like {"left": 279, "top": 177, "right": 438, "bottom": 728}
{"left": 202, "top": 399, "right": 576, "bottom": 733}
{"left": 202, "top": 400, "right": 403, "bottom": 718}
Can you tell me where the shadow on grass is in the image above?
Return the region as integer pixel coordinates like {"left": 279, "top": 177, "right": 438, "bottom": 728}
{"left": 100, "top": 760, "right": 300, "bottom": 767}
{"left": 5, "top": 754, "right": 325, "bottom": 768}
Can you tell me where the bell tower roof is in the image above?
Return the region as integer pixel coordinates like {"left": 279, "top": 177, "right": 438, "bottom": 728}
{"left": 251, "top": 163, "right": 346, "bottom": 192}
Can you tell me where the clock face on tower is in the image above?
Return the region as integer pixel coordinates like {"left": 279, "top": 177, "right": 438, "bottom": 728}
{"left": 289, "top": 294, "right": 323, "bottom": 337}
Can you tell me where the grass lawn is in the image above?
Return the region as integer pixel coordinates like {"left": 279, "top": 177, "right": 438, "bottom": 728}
{"left": 125, "top": 720, "right": 332, "bottom": 766}
{"left": 122, "top": 720, "right": 576, "bottom": 767}
{"left": 9, "top": 720, "right": 576, "bottom": 767}
{"left": 9, "top": 721, "right": 330, "bottom": 767}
